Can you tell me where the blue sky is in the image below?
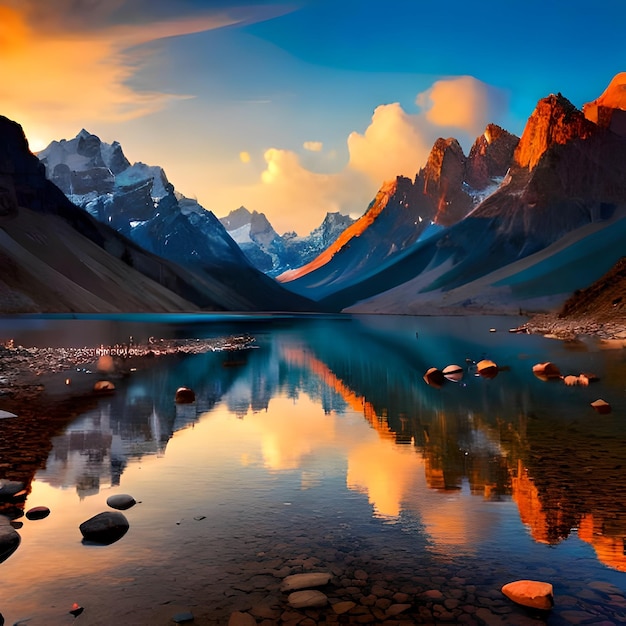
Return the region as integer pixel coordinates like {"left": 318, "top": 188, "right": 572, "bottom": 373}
{"left": 2, "top": 0, "right": 624, "bottom": 233}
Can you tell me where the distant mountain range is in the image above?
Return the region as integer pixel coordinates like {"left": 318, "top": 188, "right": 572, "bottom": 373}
{"left": 219, "top": 206, "right": 354, "bottom": 276}
{"left": 2, "top": 73, "right": 625, "bottom": 317}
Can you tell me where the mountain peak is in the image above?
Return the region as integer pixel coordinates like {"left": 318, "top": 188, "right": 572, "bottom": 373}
{"left": 514, "top": 93, "right": 597, "bottom": 170}
{"left": 583, "top": 72, "right": 626, "bottom": 136}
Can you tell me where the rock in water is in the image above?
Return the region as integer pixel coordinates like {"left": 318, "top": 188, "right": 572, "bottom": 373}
{"left": 106, "top": 494, "right": 136, "bottom": 510}
{"left": 501, "top": 580, "right": 554, "bottom": 610}
{"left": 0, "top": 515, "right": 20, "bottom": 563}
{"left": 281, "top": 572, "right": 332, "bottom": 591}
{"left": 25, "top": 506, "right": 50, "bottom": 520}
{"left": 287, "top": 590, "right": 328, "bottom": 608}
{"left": 79, "top": 511, "right": 129, "bottom": 545}
{"left": 175, "top": 387, "right": 195, "bottom": 404}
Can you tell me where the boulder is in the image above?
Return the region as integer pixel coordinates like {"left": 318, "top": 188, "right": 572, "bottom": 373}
{"left": 106, "top": 494, "right": 136, "bottom": 510}
{"left": 281, "top": 572, "right": 332, "bottom": 591}
{"left": 287, "top": 590, "right": 328, "bottom": 608}
{"left": 0, "top": 515, "right": 20, "bottom": 563}
{"left": 501, "top": 580, "right": 553, "bottom": 610}
{"left": 79, "top": 511, "right": 129, "bottom": 545}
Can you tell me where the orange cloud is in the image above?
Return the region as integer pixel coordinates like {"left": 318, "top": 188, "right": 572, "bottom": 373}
{"left": 417, "top": 75, "right": 507, "bottom": 136}
{"left": 249, "top": 147, "right": 371, "bottom": 234}
{"left": 347, "top": 102, "right": 433, "bottom": 181}
{"left": 0, "top": 4, "right": 242, "bottom": 144}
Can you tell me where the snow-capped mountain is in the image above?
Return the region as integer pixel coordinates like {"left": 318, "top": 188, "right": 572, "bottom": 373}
{"left": 38, "top": 131, "right": 316, "bottom": 312}
{"left": 0, "top": 116, "right": 248, "bottom": 313}
{"left": 220, "top": 206, "right": 355, "bottom": 276}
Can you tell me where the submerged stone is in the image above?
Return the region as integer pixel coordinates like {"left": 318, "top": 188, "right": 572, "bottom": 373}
{"left": 281, "top": 572, "right": 332, "bottom": 591}
{"left": 228, "top": 611, "right": 256, "bottom": 626}
{"left": 288, "top": 589, "right": 328, "bottom": 608}
{"left": 501, "top": 579, "right": 554, "bottom": 610}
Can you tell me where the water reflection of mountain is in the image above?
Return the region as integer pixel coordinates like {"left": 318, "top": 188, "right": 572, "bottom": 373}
{"left": 20, "top": 316, "right": 626, "bottom": 571}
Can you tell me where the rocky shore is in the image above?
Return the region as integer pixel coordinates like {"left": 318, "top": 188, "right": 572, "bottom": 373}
{"left": 518, "top": 313, "right": 626, "bottom": 343}
{"left": 0, "top": 334, "right": 256, "bottom": 394}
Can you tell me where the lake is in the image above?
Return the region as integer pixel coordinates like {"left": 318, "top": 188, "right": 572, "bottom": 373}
{"left": 0, "top": 313, "right": 625, "bottom": 625}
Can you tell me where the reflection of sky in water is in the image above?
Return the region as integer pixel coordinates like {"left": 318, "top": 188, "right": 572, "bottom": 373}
{"left": 1, "top": 314, "right": 626, "bottom": 622}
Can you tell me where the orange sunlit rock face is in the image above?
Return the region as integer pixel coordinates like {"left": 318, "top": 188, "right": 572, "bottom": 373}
{"left": 583, "top": 72, "right": 626, "bottom": 137}
{"left": 514, "top": 94, "right": 597, "bottom": 170}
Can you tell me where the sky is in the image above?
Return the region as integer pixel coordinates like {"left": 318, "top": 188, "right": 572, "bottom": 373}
{"left": 1, "top": 0, "right": 625, "bottom": 235}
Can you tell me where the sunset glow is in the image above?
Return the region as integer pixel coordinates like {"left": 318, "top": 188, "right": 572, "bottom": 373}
{"left": 2, "top": 0, "right": 623, "bottom": 234}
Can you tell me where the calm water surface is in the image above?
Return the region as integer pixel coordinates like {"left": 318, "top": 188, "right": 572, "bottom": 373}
{"left": 0, "top": 314, "right": 625, "bottom": 625}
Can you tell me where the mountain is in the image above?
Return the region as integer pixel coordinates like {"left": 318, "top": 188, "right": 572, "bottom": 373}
{"left": 38, "top": 131, "right": 316, "bottom": 312}
{"left": 277, "top": 124, "right": 518, "bottom": 299}
{"left": 0, "top": 116, "right": 250, "bottom": 313}
{"left": 333, "top": 84, "right": 626, "bottom": 314}
{"left": 220, "top": 206, "right": 355, "bottom": 276}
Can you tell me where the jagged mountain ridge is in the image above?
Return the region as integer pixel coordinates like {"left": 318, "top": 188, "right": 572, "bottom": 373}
{"left": 38, "top": 130, "right": 316, "bottom": 312}
{"left": 278, "top": 123, "right": 518, "bottom": 298}
{"left": 219, "top": 206, "right": 355, "bottom": 276}
{"left": 337, "top": 82, "right": 626, "bottom": 314}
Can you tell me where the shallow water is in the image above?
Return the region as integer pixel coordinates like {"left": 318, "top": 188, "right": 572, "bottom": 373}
{"left": 0, "top": 314, "right": 625, "bottom": 625}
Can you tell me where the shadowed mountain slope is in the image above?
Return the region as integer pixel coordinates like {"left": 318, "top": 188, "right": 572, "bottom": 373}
{"left": 0, "top": 116, "right": 313, "bottom": 313}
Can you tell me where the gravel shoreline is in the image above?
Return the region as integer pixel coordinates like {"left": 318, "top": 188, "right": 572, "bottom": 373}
{"left": 518, "top": 313, "right": 626, "bottom": 343}
{"left": 0, "top": 334, "right": 256, "bottom": 393}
